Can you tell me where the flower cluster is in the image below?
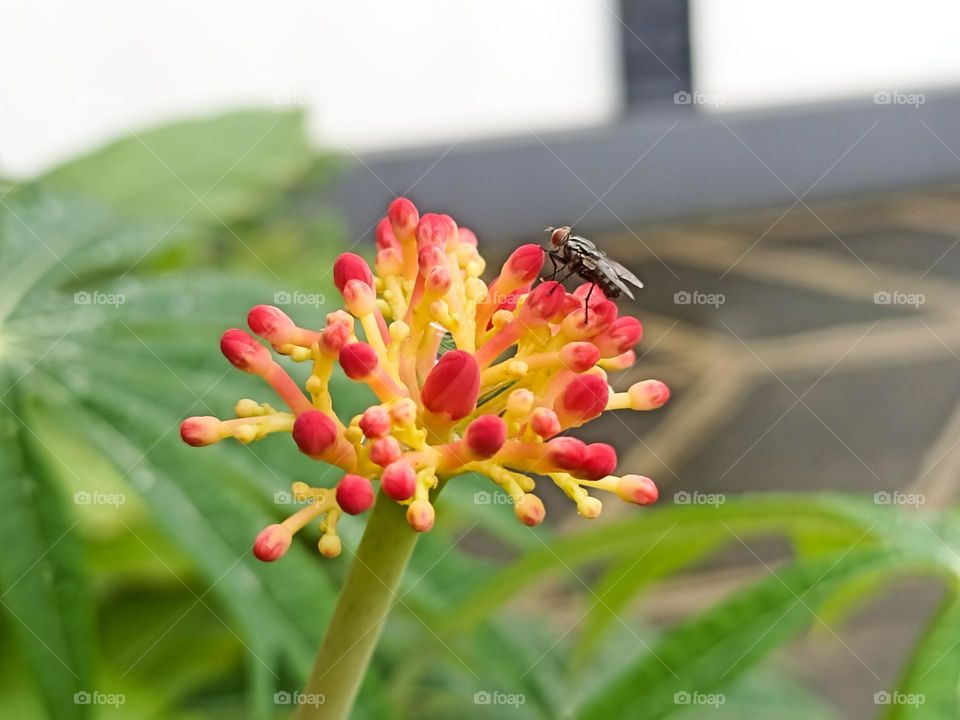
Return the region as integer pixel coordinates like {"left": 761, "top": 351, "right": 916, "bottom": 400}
{"left": 181, "top": 198, "right": 668, "bottom": 560}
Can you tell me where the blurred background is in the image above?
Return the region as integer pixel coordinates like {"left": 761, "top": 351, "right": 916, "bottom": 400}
{"left": 3, "top": 1, "right": 960, "bottom": 719}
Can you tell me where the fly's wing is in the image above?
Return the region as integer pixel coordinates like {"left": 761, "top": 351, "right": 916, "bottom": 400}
{"left": 595, "top": 258, "right": 637, "bottom": 299}
{"left": 570, "top": 235, "right": 645, "bottom": 299}
{"left": 602, "top": 255, "right": 644, "bottom": 291}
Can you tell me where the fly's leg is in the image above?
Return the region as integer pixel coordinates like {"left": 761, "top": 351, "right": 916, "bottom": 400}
{"left": 583, "top": 282, "right": 595, "bottom": 323}
{"left": 547, "top": 268, "right": 576, "bottom": 298}
{"left": 546, "top": 252, "right": 559, "bottom": 281}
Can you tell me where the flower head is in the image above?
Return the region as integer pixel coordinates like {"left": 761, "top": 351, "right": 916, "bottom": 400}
{"left": 183, "top": 198, "right": 668, "bottom": 560}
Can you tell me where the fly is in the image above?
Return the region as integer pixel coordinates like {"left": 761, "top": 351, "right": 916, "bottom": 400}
{"left": 544, "top": 226, "right": 644, "bottom": 320}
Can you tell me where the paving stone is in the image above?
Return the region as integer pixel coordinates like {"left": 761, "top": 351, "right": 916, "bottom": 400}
{"left": 782, "top": 228, "right": 960, "bottom": 280}
{"left": 617, "top": 259, "right": 914, "bottom": 339}
{"left": 672, "top": 359, "right": 960, "bottom": 496}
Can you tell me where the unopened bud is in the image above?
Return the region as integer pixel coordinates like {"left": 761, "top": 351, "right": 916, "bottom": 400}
{"left": 381, "top": 461, "right": 417, "bottom": 501}
{"left": 220, "top": 329, "right": 271, "bottom": 373}
{"left": 318, "top": 534, "right": 342, "bottom": 558}
{"left": 616, "top": 475, "right": 658, "bottom": 505}
{"left": 514, "top": 494, "right": 546, "bottom": 526}
{"left": 336, "top": 474, "right": 375, "bottom": 515}
{"left": 407, "top": 499, "right": 435, "bottom": 532}
{"left": 464, "top": 415, "right": 507, "bottom": 457}
{"left": 180, "top": 416, "right": 223, "bottom": 446}
{"left": 359, "top": 406, "right": 391, "bottom": 438}
{"left": 253, "top": 524, "right": 292, "bottom": 562}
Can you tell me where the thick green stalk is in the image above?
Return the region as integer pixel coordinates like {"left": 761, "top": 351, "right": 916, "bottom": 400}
{"left": 293, "top": 489, "right": 419, "bottom": 720}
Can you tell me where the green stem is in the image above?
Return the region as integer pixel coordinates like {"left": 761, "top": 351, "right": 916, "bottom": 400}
{"left": 293, "top": 489, "right": 420, "bottom": 720}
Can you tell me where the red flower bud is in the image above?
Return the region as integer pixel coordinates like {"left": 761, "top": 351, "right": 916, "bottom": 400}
{"left": 594, "top": 316, "right": 643, "bottom": 357}
{"left": 557, "top": 374, "right": 609, "bottom": 424}
{"left": 603, "top": 350, "right": 636, "bottom": 371}
{"left": 521, "top": 281, "right": 566, "bottom": 324}
{"left": 333, "top": 252, "right": 374, "bottom": 293}
{"left": 560, "top": 342, "right": 600, "bottom": 372}
{"left": 439, "top": 214, "right": 459, "bottom": 244}
{"left": 369, "top": 435, "right": 401, "bottom": 466}
{"left": 529, "top": 408, "right": 561, "bottom": 438}
{"left": 388, "top": 197, "right": 419, "bottom": 241}
{"left": 326, "top": 310, "right": 354, "bottom": 329}
{"left": 464, "top": 415, "right": 507, "bottom": 457}
{"left": 574, "top": 282, "right": 609, "bottom": 308}
{"left": 416, "top": 213, "right": 450, "bottom": 249}
{"left": 336, "top": 474, "right": 375, "bottom": 514}
{"left": 418, "top": 243, "right": 446, "bottom": 272}
{"left": 342, "top": 278, "right": 377, "bottom": 315}
{"left": 514, "top": 494, "right": 546, "bottom": 527}
{"left": 359, "top": 406, "right": 391, "bottom": 438}
{"left": 562, "top": 299, "right": 618, "bottom": 338}
{"left": 390, "top": 398, "right": 417, "bottom": 426}
{"left": 376, "top": 247, "right": 403, "bottom": 276}
{"left": 502, "top": 244, "right": 545, "bottom": 285}
{"left": 381, "top": 461, "right": 416, "bottom": 501}
{"left": 220, "top": 329, "right": 271, "bottom": 373}
{"left": 247, "top": 305, "right": 295, "bottom": 345}
{"left": 560, "top": 292, "right": 584, "bottom": 316}
{"left": 339, "top": 342, "right": 379, "bottom": 380}
{"left": 629, "top": 379, "right": 670, "bottom": 410}
{"left": 253, "top": 524, "right": 292, "bottom": 562}
{"left": 421, "top": 350, "right": 481, "bottom": 421}
{"left": 320, "top": 323, "right": 351, "bottom": 355}
{"left": 458, "top": 227, "right": 478, "bottom": 246}
{"left": 180, "top": 416, "right": 222, "bottom": 446}
{"left": 292, "top": 410, "right": 338, "bottom": 456}
{"left": 425, "top": 265, "right": 452, "bottom": 296}
{"left": 375, "top": 217, "right": 399, "bottom": 250}
{"left": 546, "top": 437, "right": 588, "bottom": 470}
{"left": 617, "top": 475, "right": 658, "bottom": 505}
{"left": 581, "top": 443, "right": 617, "bottom": 480}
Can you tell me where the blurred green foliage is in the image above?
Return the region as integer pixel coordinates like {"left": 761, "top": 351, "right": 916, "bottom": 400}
{"left": 2, "top": 111, "right": 959, "bottom": 720}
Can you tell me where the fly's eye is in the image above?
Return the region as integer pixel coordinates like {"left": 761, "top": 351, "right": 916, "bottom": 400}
{"left": 550, "top": 228, "right": 568, "bottom": 247}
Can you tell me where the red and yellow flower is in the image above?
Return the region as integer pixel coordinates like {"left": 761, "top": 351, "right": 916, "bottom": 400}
{"left": 181, "top": 198, "right": 668, "bottom": 560}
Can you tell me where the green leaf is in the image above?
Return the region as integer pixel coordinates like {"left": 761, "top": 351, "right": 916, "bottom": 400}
{"left": 572, "top": 548, "right": 916, "bottom": 720}
{"left": 678, "top": 667, "right": 841, "bottom": 720}
{"left": 0, "top": 388, "right": 93, "bottom": 720}
{"left": 573, "top": 527, "right": 726, "bottom": 663}
{"left": 444, "top": 495, "right": 879, "bottom": 632}
{"left": 42, "top": 110, "right": 312, "bottom": 226}
{"left": 886, "top": 590, "right": 960, "bottom": 719}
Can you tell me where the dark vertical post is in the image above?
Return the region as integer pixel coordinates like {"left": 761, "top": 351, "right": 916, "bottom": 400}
{"left": 619, "top": 0, "right": 693, "bottom": 110}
